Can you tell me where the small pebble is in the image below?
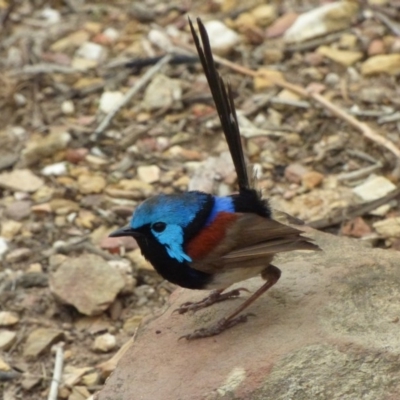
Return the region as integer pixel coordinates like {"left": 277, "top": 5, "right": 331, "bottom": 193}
{"left": 99, "top": 91, "right": 124, "bottom": 113}
{"left": 76, "top": 42, "right": 106, "bottom": 61}
{"left": 1, "top": 220, "right": 22, "bottom": 240}
{"left": 41, "top": 162, "right": 68, "bottom": 176}
{"left": 0, "top": 331, "right": 16, "bottom": 350}
{"left": 6, "top": 248, "right": 32, "bottom": 263}
{"left": 204, "top": 21, "right": 240, "bottom": 54}
{"left": 0, "top": 311, "right": 19, "bottom": 327}
{"left": 103, "top": 27, "right": 119, "bottom": 42}
{"left": 93, "top": 333, "right": 117, "bottom": 353}
{"left": 137, "top": 165, "right": 160, "bottom": 184}
{"left": 61, "top": 100, "right": 75, "bottom": 114}
{"left": 324, "top": 72, "right": 340, "bottom": 86}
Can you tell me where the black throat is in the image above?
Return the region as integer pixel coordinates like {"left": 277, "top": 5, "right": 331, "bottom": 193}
{"left": 135, "top": 232, "right": 212, "bottom": 289}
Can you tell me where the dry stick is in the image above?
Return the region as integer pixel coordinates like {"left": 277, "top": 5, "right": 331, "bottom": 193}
{"left": 93, "top": 53, "right": 172, "bottom": 139}
{"left": 47, "top": 344, "right": 64, "bottom": 400}
{"left": 176, "top": 39, "right": 400, "bottom": 160}
{"left": 309, "top": 188, "right": 400, "bottom": 230}
{"left": 312, "top": 92, "right": 400, "bottom": 158}
{"left": 222, "top": 58, "right": 400, "bottom": 159}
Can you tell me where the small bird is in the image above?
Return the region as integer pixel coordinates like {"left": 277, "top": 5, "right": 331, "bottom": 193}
{"left": 110, "top": 18, "right": 319, "bottom": 339}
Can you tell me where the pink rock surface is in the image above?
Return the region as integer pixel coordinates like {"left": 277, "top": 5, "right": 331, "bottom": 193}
{"left": 97, "top": 230, "right": 400, "bottom": 400}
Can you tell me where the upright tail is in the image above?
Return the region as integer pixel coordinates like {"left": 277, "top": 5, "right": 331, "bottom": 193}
{"left": 189, "top": 17, "right": 250, "bottom": 192}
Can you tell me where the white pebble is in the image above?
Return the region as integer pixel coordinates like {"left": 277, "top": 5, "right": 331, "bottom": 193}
{"left": 0, "top": 238, "right": 9, "bottom": 260}
{"left": 93, "top": 333, "right": 117, "bottom": 352}
{"left": 137, "top": 165, "right": 160, "bottom": 184}
{"left": 203, "top": 21, "right": 240, "bottom": 54}
{"left": 76, "top": 42, "right": 106, "bottom": 61}
{"left": 14, "top": 93, "right": 27, "bottom": 106}
{"left": 99, "top": 91, "right": 124, "bottom": 113}
{"left": 353, "top": 176, "right": 396, "bottom": 202}
{"left": 40, "top": 7, "right": 61, "bottom": 24}
{"left": 103, "top": 27, "right": 119, "bottom": 42}
{"left": 11, "top": 126, "right": 27, "bottom": 139}
{"left": 148, "top": 29, "right": 173, "bottom": 51}
{"left": 41, "top": 162, "right": 68, "bottom": 176}
{"left": 61, "top": 100, "right": 75, "bottom": 115}
{"left": 66, "top": 213, "right": 77, "bottom": 223}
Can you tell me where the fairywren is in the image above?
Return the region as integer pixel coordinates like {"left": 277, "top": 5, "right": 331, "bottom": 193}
{"left": 110, "top": 18, "right": 319, "bottom": 339}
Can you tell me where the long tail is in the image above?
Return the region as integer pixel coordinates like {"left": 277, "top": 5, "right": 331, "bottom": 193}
{"left": 189, "top": 17, "right": 250, "bottom": 192}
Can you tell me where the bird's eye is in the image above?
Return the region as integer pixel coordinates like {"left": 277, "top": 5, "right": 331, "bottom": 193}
{"left": 152, "top": 222, "right": 166, "bottom": 232}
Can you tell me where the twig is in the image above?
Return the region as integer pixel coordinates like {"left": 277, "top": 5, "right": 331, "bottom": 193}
{"left": 93, "top": 53, "right": 172, "bottom": 139}
{"left": 284, "top": 31, "right": 345, "bottom": 53}
{"left": 37, "top": 236, "right": 89, "bottom": 261}
{"left": 312, "top": 92, "right": 400, "bottom": 158}
{"left": 378, "top": 112, "right": 400, "bottom": 125}
{"left": 240, "top": 127, "right": 285, "bottom": 138}
{"left": 309, "top": 188, "right": 400, "bottom": 229}
{"left": 337, "top": 162, "right": 383, "bottom": 182}
{"left": 269, "top": 97, "right": 310, "bottom": 108}
{"left": 348, "top": 108, "right": 394, "bottom": 118}
{"left": 47, "top": 344, "right": 64, "bottom": 400}
{"left": 174, "top": 37, "right": 400, "bottom": 160}
{"left": 374, "top": 11, "right": 400, "bottom": 36}
{"left": 97, "top": 335, "right": 135, "bottom": 376}
{"left": 9, "top": 63, "right": 79, "bottom": 76}
{"left": 346, "top": 149, "right": 379, "bottom": 164}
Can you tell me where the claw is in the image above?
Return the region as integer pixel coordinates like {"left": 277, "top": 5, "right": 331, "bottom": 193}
{"left": 174, "top": 287, "right": 249, "bottom": 315}
{"left": 180, "top": 313, "right": 253, "bottom": 340}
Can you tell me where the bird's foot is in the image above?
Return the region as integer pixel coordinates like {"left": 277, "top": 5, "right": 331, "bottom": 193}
{"left": 180, "top": 313, "right": 253, "bottom": 340}
{"left": 174, "top": 288, "right": 249, "bottom": 315}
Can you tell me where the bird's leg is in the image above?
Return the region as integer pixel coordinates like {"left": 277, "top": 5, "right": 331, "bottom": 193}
{"left": 175, "top": 287, "right": 250, "bottom": 314}
{"left": 181, "top": 264, "right": 281, "bottom": 340}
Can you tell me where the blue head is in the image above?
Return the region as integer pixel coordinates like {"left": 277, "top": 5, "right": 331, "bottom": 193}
{"left": 110, "top": 191, "right": 214, "bottom": 264}
{"left": 109, "top": 190, "right": 237, "bottom": 289}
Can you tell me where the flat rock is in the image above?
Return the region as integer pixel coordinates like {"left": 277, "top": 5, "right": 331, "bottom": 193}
{"left": 49, "top": 198, "right": 80, "bottom": 214}
{"left": 284, "top": 1, "right": 359, "bottom": 43}
{"left": 250, "top": 4, "right": 276, "bottom": 27}
{"left": 353, "top": 175, "right": 396, "bottom": 216}
{"left": 0, "top": 330, "right": 17, "bottom": 350}
{"left": 137, "top": 165, "right": 160, "bottom": 184}
{"left": 20, "top": 128, "right": 71, "bottom": 167}
{"left": 1, "top": 220, "right": 22, "bottom": 240}
{"left": 6, "top": 247, "right": 32, "bottom": 263}
{"left": 361, "top": 54, "right": 400, "bottom": 76}
{"left": 5, "top": 200, "right": 32, "bottom": 220}
{"left": 77, "top": 174, "right": 106, "bottom": 194}
{"left": 0, "top": 169, "right": 44, "bottom": 192}
{"left": 49, "top": 254, "right": 125, "bottom": 316}
{"left": 266, "top": 12, "right": 298, "bottom": 38}
{"left": 373, "top": 217, "right": 400, "bottom": 238}
{"left": 143, "top": 74, "right": 182, "bottom": 111}
{"left": 203, "top": 20, "right": 240, "bottom": 55}
{"left": 23, "top": 328, "right": 63, "bottom": 357}
{"left": 97, "top": 230, "right": 400, "bottom": 400}
{"left": 275, "top": 186, "right": 354, "bottom": 222}
{"left": 317, "top": 46, "right": 363, "bottom": 67}
{"left": 0, "top": 311, "right": 19, "bottom": 326}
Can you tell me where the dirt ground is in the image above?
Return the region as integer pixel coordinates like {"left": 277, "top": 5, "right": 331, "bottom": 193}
{"left": 1, "top": 0, "right": 400, "bottom": 399}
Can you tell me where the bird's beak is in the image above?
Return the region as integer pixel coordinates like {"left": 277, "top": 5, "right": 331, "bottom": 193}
{"left": 109, "top": 225, "right": 141, "bottom": 238}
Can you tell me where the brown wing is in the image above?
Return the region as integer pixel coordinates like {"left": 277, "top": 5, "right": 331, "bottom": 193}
{"left": 190, "top": 213, "right": 319, "bottom": 274}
